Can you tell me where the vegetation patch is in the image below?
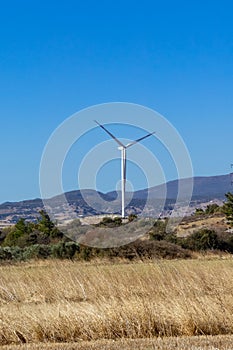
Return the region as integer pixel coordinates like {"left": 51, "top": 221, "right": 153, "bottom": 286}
{"left": 1, "top": 259, "right": 233, "bottom": 345}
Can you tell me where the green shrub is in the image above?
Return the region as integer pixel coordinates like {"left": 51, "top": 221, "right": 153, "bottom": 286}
{"left": 97, "top": 216, "right": 122, "bottom": 227}
{"left": 23, "top": 244, "right": 52, "bottom": 260}
{"left": 78, "top": 245, "right": 97, "bottom": 261}
{"left": 182, "top": 229, "right": 219, "bottom": 251}
{"left": 149, "top": 219, "right": 167, "bottom": 240}
{"left": 164, "top": 233, "right": 179, "bottom": 244}
{"left": 2, "top": 230, "right": 25, "bottom": 247}
{"left": 0, "top": 247, "right": 12, "bottom": 260}
{"left": 51, "top": 242, "right": 80, "bottom": 259}
{"left": 223, "top": 192, "right": 233, "bottom": 226}
{"left": 113, "top": 217, "right": 122, "bottom": 226}
{"left": 205, "top": 204, "right": 220, "bottom": 215}
{"left": 194, "top": 208, "right": 204, "bottom": 215}
{"left": 102, "top": 239, "right": 191, "bottom": 260}
{"left": 3, "top": 246, "right": 23, "bottom": 260}
{"left": 128, "top": 214, "right": 137, "bottom": 222}
{"left": 2, "top": 218, "right": 32, "bottom": 247}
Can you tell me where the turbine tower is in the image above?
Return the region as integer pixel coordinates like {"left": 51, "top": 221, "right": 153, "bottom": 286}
{"left": 95, "top": 121, "right": 155, "bottom": 218}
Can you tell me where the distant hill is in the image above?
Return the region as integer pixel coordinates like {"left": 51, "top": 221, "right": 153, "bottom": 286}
{"left": 134, "top": 174, "right": 232, "bottom": 201}
{"left": 0, "top": 174, "right": 232, "bottom": 224}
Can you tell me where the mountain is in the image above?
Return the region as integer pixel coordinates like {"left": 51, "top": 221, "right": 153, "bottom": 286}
{"left": 134, "top": 174, "right": 232, "bottom": 201}
{"left": 0, "top": 174, "right": 232, "bottom": 225}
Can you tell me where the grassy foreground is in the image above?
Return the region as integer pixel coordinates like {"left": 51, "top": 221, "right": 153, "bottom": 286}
{"left": 1, "top": 335, "right": 233, "bottom": 349}
{"left": 1, "top": 257, "right": 233, "bottom": 347}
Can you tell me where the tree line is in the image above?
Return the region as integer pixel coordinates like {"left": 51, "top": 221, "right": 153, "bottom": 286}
{"left": 0, "top": 193, "right": 233, "bottom": 261}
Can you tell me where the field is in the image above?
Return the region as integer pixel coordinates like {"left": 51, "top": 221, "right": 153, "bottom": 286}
{"left": 1, "top": 257, "right": 233, "bottom": 349}
{"left": 176, "top": 214, "right": 227, "bottom": 237}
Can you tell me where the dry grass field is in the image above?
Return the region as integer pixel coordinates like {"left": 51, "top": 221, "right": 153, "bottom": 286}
{"left": 176, "top": 214, "right": 227, "bottom": 237}
{"left": 1, "top": 257, "right": 233, "bottom": 348}
{"left": 1, "top": 335, "right": 233, "bottom": 349}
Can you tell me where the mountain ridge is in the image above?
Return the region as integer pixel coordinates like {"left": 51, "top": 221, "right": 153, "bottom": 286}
{"left": 0, "top": 174, "right": 232, "bottom": 225}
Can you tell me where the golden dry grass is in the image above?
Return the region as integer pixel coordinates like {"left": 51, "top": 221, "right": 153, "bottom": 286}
{"left": 176, "top": 215, "right": 227, "bottom": 237}
{"left": 1, "top": 335, "right": 233, "bottom": 349}
{"left": 1, "top": 258, "right": 233, "bottom": 347}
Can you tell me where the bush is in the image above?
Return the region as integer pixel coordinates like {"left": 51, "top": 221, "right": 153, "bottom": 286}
{"left": 223, "top": 192, "right": 233, "bottom": 226}
{"left": 2, "top": 218, "right": 32, "bottom": 247}
{"left": 78, "top": 246, "right": 93, "bottom": 261}
{"left": 149, "top": 219, "right": 167, "bottom": 241}
{"left": 4, "top": 232, "right": 31, "bottom": 248}
{"left": 205, "top": 204, "right": 220, "bottom": 215}
{"left": 182, "top": 229, "right": 219, "bottom": 251}
{"left": 51, "top": 242, "right": 80, "bottom": 259}
{"left": 97, "top": 216, "right": 122, "bottom": 227}
{"left": 1, "top": 246, "right": 23, "bottom": 260}
{"left": 104, "top": 240, "right": 191, "bottom": 260}
{"left": 23, "top": 244, "right": 52, "bottom": 260}
{"left": 0, "top": 247, "right": 13, "bottom": 260}
{"left": 1, "top": 212, "right": 64, "bottom": 248}
{"left": 128, "top": 214, "right": 137, "bottom": 222}
{"left": 194, "top": 208, "right": 204, "bottom": 216}
{"left": 0, "top": 243, "right": 80, "bottom": 261}
{"left": 131, "top": 240, "right": 191, "bottom": 259}
{"left": 216, "top": 232, "right": 233, "bottom": 253}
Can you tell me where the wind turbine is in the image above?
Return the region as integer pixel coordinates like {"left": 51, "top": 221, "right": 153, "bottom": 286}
{"left": 95, "top": 121, "right": 155, "bottom": 218}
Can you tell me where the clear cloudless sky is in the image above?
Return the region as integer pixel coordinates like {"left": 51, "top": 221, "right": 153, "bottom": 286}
{"left": 0, "top": 0, "right": 232, "bottom": 203}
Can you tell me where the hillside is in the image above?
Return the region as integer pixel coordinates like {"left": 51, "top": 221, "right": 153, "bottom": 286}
{"left": 134, "top": 174, "right": 232, "bottom": 200}
{"left": 0, "top": 174, "right": 232, "bottom": 225}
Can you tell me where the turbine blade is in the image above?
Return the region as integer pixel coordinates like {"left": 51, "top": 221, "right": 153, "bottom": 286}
{"left": 125, "top": 131, "right": 156, "bottom": 148}
{"left": 94, "top": 120, "right": 125, "bottom": 147}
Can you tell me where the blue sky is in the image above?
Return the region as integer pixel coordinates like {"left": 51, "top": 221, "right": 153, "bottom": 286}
{"left": 0, "top": 0, "right": 232, "bottom": 203}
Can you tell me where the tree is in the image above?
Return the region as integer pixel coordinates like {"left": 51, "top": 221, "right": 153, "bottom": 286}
{"left": 37, "top": 210, "right": 62, "bottom": 237}
{"left": 2, "top": 218, "right": 32, "bottom": 247}
{"left": 223, "top": 192, "right": 233, "bottom": 226}
{"left": 37, "top": 210, "right": 55, "bottom": 235}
